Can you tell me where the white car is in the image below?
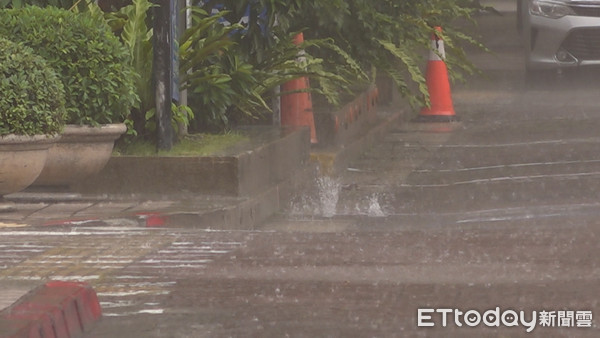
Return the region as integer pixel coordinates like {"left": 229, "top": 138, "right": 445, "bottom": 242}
{"left": 518, "top": 0, "right": 600, "bottom": 74}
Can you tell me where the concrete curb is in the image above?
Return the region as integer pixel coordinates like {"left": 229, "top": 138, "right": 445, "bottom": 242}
{"left": 0, "top": 280, "right": 102, "bottom": 337}
{"left": 2, "top": 108, "right": 406, "bottom": 231}
{"left": 4, "top": 167, "right": 314, "bottom": 231}
{"left": 310, "top": 108, "right": 407, "bottom": 175}
{"left": 70, "top": 126, "right": 311, "bottom": 197}
{"left": 2, "top": 86, "right": 408, "bottom": 230}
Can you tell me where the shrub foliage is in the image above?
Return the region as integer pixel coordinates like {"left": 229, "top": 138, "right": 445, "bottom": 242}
{"left": 0, "top": 1, "right": 484, "bottom": 137}
{"left": 213, "top": 0, "right": 482, "bottom": 109}
{"left": 0, "top": 36, "right": 65, "bottom": 136}
{"left": 0, "top": 6, "right": 138, "bottom": 126}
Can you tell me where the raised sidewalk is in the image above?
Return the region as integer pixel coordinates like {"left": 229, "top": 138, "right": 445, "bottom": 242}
{"left": 1, "top": 85, "right": 405, "bottom": 231}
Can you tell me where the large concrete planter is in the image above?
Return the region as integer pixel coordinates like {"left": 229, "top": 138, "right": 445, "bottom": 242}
{"left": 33, "top": 124, "right": 127, "bottom": 187}
{"left": 0, "top": 134, "right": 60, "bottom": 195}
{"left": 72, "top": 126, "right": 311, "bottom": 197}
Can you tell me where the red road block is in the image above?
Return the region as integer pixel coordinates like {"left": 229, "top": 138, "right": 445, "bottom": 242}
{"left": 0, "top": 280, "right": 102, "bottom": 338}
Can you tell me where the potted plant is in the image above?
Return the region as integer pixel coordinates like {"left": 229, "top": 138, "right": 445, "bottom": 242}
{"left": 0, "top": 6, "right": 138, "bottom": 187}
{"left": 0, "top": 37, "right": 65, "bottom": 198}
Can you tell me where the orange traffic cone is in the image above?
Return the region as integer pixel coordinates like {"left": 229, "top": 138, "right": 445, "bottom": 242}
{"left": 281, "top": 33, "right": 318, "bottom": 144}
{"left": 415, "top": 26, "right": 458, "bottom": 122}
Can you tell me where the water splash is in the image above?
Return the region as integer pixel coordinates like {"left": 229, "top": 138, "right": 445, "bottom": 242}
{"left": 288, "top": 175, "right": 341, "bottom": 218}
{"left": 367, "top": 194, "right": 386, "bottom": 217}
{"left": 317, "top": 176, "right": 341, "bottom": 217}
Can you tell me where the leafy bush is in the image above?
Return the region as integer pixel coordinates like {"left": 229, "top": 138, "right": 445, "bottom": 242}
{"left": 0, "top": 6, "right": 138, "bottom": 125}
{"left": 210, "top": 0, "right": 482, "bottom": 109}
{"left": 179, "top": 8, "right": 247, "bottom": 131}
{"left": 284, "top": 0, "right": 483, "bottom": 108}
{"left": 0, "top": 0, "right": 77, "bottom": 10}
{"left": 100, "top": 0, "right": 154, "bottom": 135}
{"left": 184, "top": 6, "right": 362, "bottom": 132}
{"left": 0, "top": 36, "right": 65, "bottom": 136}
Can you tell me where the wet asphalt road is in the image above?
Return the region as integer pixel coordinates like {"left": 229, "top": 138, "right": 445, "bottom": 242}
{"left": 2, "top": 8, "right": 600, "bottom": 338}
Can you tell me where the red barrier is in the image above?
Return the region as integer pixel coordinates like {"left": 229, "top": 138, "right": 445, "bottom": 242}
{"left": 0, "top": 280, "right": 102, "bottom": 337}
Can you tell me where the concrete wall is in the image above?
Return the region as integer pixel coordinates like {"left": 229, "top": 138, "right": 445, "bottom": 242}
{"left": 73, "top": 126, "right": 311, "bottom": 197}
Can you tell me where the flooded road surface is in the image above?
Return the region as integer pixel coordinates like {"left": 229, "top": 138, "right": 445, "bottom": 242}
{"left": 2, "top": 6, "right": 600, "bottom": 338}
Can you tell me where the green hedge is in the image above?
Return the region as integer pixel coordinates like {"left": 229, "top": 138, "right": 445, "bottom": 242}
{"left": 0, "top": 6, "right": 138, "bottom": 126}
{"left": 0, "top": 36, "right": 65, "bottom": 136}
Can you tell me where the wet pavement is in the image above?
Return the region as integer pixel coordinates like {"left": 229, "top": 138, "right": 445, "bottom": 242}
{"left": 2, "top": 3, "right": 600, "bottom": 337}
